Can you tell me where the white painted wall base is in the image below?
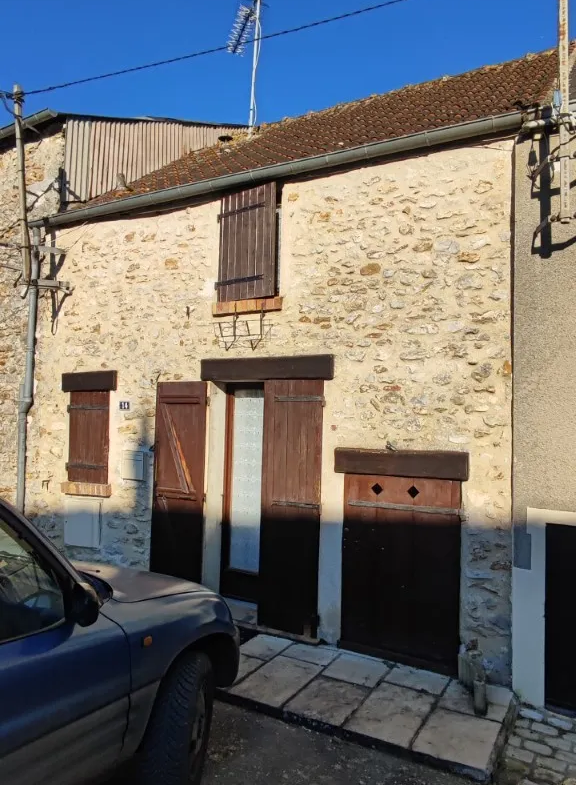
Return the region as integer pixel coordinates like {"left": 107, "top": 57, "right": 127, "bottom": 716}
{"left": 512, "top": 507, "right": 576, "bottom": 708}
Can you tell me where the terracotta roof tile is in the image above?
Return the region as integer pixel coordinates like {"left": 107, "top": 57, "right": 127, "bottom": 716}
{"left": 87, "top": 46, "right": 568, "bottom": 208}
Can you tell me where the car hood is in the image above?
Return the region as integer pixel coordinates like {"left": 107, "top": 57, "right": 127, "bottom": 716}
{"left": 73, "top": 561, "right": 205, "bottom": 602}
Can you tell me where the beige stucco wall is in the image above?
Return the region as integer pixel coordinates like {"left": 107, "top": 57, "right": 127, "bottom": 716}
{"left": 512, "top": 130, "right": 576, "bottom": 701}
{"left": 27, "top": 138, "right": 514, "bottom": 680}
{"left": 0, "top": 127, "right": 64, "bottom": 503}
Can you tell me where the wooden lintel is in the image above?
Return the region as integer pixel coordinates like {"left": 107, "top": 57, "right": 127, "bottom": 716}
{"left": 334, "top": 448, "right": 469, "bottom": 481}
{"left": 62, "top": 370, "right": 117, "bottom": 393}
{"left": 201, "top": 354, "right": 334, "bottom": 382}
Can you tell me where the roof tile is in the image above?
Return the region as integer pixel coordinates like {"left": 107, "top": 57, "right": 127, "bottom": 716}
{"left": 86, "top": 46, "right": 569, "bottom": 208}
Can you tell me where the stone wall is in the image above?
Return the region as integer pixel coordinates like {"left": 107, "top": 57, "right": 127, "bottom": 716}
{"left": 27, "top": 138, "right": 514, "bottom": 681}
{"left": 0, "top": 127, "right": 64, "bottom": 503}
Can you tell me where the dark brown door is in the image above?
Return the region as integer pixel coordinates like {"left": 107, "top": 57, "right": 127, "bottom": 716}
{"left": 341, "top": 474, "right": 461, "bottom": 674}
{"left": 545, "top": 523, "right": 576, "bottom": 710}
{"left": 258, "top": 380, "right": 323, "bottom": 636}
{"left": 150, "top": 382, "right": 207, "bottom": 583}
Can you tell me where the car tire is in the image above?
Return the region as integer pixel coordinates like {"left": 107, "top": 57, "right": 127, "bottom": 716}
{"left": 135, "top": 651, "right": 214, "bottom": 785}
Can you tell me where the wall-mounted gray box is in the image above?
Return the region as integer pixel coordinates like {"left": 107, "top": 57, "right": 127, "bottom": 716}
{"left": 122, "top": 450, "right": 145, "bottom": 481}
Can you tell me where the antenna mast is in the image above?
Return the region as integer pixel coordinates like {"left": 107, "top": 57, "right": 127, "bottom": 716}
{"left": 227, "top": 1, "right": 263, "bottom": 135}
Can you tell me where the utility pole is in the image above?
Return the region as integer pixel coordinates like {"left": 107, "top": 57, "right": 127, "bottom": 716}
{"left": 13, "top": 84, "right": 31, "bottom": 281}
{"left": 557, "top": 0, "right": 572, "bottom": 223}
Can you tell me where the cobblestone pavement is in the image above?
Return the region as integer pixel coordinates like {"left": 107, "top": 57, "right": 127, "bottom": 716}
{"left": 499, "top": 705, "right": 576, "bottom": 785}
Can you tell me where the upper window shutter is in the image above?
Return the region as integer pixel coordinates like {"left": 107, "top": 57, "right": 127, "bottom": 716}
{"left": 217, "top": 182, "right": 277, "bottom": 302}
{"left": 67, "top": 390, "right": 110, "bottom": 484}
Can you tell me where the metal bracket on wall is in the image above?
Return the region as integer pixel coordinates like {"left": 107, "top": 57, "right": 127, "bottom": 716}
{"left": 213, "top": 305, "right": 272, "bottom": 351}
{"left": 37, "top": 279, "right": 73, "bottom": 294}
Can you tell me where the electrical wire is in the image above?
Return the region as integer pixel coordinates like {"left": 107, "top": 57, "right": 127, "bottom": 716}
{"left": 16, "top": 0, "right": 408, "bottom": 97}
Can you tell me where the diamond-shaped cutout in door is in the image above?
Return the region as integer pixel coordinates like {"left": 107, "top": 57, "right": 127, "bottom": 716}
{"left": 371, "top": 483, "right": 383, "bottom": 496}
{"left": 407, "top": 485, "right": 419, "bottom": 499}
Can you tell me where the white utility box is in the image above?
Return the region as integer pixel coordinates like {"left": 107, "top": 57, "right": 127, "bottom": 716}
{"left": 64, "top": 497, "right": 102, "bottom": 548}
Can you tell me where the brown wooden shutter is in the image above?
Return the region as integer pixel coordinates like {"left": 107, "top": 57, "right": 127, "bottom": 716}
{"left": 67, "top": 391, "right": 110, "bottom": 484}
{"left": 217, "top": 182, "right": 277, "bottom": 302}
{"left": 150, "top": 382, "right": 207, "bottom": 582}
{"left": 258, "top": 379, "right": 323, "bottom": 636}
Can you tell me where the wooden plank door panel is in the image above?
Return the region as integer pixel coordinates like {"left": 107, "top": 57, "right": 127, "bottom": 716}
{"left": 150, "top": 382, "right": 207, "bottom": 583}
{"left": 341, "top": 473, "right": 460, "bottom": 673}
{"left": 258, "top": 379, "right": 323, "bottom": 636}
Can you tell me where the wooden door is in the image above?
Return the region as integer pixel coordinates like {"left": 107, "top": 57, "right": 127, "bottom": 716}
{"left": 341, "top": 474, "right": 461, "bottom": 673}
{"left": 258, "top": 380, "right": 323, "bottom": 636}
{"left": 545, "top": 523, "right": 576, "bottom": 710}
{"left": 150, "top": 382, "right": 207, "bottom": 583}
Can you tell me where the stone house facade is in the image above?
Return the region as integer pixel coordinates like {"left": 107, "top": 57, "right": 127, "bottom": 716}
{"left": 0, "top": 111, "right": 246, "bottom": 505}
{"left": 9, "top": 47, "right": 574, "bottom": 690}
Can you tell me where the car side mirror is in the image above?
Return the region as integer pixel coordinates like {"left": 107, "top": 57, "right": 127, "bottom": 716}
{"left": 69, "top": 581, "right": 100, "bottom": 627}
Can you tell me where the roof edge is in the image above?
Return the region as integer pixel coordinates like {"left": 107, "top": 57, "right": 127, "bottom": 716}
{"left": 31, "top": 110, "right": 525, "bottom": 230}
{"left": 0, "top": 110, "right": 249, "bottom": 142}
{"left": 0, "top": 109, "right": 62, "bottom": 141}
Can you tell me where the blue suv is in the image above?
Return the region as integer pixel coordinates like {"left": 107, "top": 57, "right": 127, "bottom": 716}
{"left": 0, "top": 497, "right": 239, "bottom": 785}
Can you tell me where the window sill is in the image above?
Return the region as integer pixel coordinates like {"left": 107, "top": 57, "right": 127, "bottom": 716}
{"left": 212, "top": 297, "right": 283, "bottom": 317}
{"left": 61, "top": 481, "right": 112, "bottom": 498}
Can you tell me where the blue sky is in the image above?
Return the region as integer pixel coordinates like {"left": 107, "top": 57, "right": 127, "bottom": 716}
{"left": 0, "top": 0, "right": 567, "bottom": 126}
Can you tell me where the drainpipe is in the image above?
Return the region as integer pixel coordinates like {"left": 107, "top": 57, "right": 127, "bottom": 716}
{"left": 15, "top": 227, "right": 40, "bottom": 513}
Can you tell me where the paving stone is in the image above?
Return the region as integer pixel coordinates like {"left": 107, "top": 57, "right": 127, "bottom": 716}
{"left": 282, "top": 643, "right": 339, "bottom": 667}
{"left": 547, "top": 716, "right": 574, "bottom": 731}
{"left": 487, "top": 683, "right": 514, "bottom": 707}
{"left": 518, "top": 728, "right": 544, "bottom": 742}
{"left": 345, "top": 682, "right": 434, "bottom": 748}
{"left": 555, "top": 751, "right": 576, "bottom": 765}
{"left": 229, "top": 655, "right": 322, "bottom": 708}
{"left": 438, "top": 679, "right": 508, "bottom": 722}
{"left": 413, "top": 708, "right": 501, "bottom": 773}
{"left": 535, "top": 756, "right": 567, "bottom": 774}
{"left": 285, "top": 676, "right": 369, "bottom": 726}
{"left": 240, "top": 634, "right": 293, "bottom": 661}
{"left": 508, "top": 735, "right": 523, "bottom": 747}
{"left": 548, "top": 736, "right": 572, "bottom": 752}
{"left": 532, "top": 722, "right": 560, "bottom": 737}
{"left": 517, "top": 719, "right": 532, "bottom": 729}
{"left": 384, "top": 664, "right": 449, "bottom": 695}
{"left": 323, "top": 652, "right": 390, "bottom": 688}
{"left": 521, "top": 708, "right": 546, "bottom": 722}
{"left": 508, "top": 748, "right": 536, "bottom": 764}
{"left": 234, "top": 654, "right": 266, "bottom": 684}
{"left": 524, "top": 741, "right": 553, "bottom": 756}
{"left": 532, "top": 767, "right": 564, "bottom": 783}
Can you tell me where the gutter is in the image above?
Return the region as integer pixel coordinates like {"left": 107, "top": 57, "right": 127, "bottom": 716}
{"left": 0, "top": 109, "right": 60, "bottom": 141}
{"left": 16, "top": 228, "right": 40, "bottom": 512}
{"left": 31, "top": 110, "right": 524, "bottom": 230}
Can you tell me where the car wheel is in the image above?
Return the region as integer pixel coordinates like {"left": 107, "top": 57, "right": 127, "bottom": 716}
{"left": 135, "top": 651, "right": 214, "bottom": 785}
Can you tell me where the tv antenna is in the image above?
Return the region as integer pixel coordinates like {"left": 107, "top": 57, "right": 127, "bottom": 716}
{"left": 227, "top": 0, "right": 263, "bottom": 134}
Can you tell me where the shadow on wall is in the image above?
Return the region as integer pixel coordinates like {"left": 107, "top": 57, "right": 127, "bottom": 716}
{"left": 30, "top": 414, "right": 155, "bottom": 570}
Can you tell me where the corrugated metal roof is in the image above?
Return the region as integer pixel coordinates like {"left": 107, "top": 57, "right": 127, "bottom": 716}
{"left": 62, "top": 116, "right": 246, "bottom": 202}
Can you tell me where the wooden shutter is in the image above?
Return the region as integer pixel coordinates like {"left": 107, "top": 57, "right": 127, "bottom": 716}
{"left": 67, "top": 391, "right": 110, "bottom": 484}
{"left": 258, "top": 380, "right": 323, "bottom": 636}
{"left": 150, "top": 382, "right": 207, "bottom": 582}
{"left": 217, "top": 182, "right": 277, "bottom": 302}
